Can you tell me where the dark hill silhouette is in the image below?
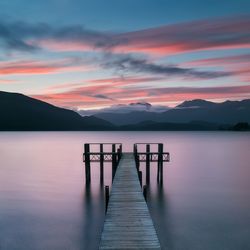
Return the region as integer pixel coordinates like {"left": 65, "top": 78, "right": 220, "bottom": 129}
{"left": 0, "top": 91, "right": 113, "bottom": 130}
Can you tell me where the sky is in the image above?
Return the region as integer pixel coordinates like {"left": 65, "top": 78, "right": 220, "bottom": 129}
{"left": 0, "top": 0, "right": 250, "bottom": 110}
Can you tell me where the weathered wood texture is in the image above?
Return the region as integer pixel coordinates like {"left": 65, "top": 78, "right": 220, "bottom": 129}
{"left": 99, "top": 153, "right": 161, "bottom": 250}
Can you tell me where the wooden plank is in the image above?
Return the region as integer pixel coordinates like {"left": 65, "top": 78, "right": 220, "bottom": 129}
{"left": 99, "top": 153, "right": 161, "bottom": 250}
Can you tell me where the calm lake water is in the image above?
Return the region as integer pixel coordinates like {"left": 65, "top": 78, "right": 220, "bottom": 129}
{"left": 0, "top": 132, "right": 250, "bottom": 250}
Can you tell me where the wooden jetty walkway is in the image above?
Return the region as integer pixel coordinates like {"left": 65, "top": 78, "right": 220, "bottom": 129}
{"left": 99, "top": 153, "right": 161, "bottom": 250}
{"left": 83, "top": 143, "right": 170, "bottom": 249}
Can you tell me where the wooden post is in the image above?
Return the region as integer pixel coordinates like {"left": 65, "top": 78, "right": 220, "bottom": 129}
{"left": 139, "top": 171, "right": 142, "bottom": 187}
{"left": 134, "top": 144, "right": 139, "bottom": 171}
{"left": 136, "top": 154, "right": 140, "bottom": 171}
{"left": 118, "top": 144, "right": 122, "bottom": 161}
{"left": 105, "top": 185, "right": 109, "bottom": 213}
{"left": 146, "top": 144, "right": 150, "bottom": 184}
{"left": 157, "top": 143, "right": 163, "bottom": 183}
{"left": 143, "top": 185, "right": 147, "bottom": 202}
{"left": 84, "top": 143, "right": 91, "bottom": 185}
{"left": 134, "top": 144, "right": 137, "bottom": 155}
{"left": 100, "top": 144, "right": 104, "bottom": 183}
{"left": 159, "top": 144, "right": 163, "bottom": 185}
{"left": 112, "top": 144, "right": 116, "bottom": 181}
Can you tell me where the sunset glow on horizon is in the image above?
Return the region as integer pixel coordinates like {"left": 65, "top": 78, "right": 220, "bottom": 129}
{"left": 0, "top": 0, "right": 250, "bottom": 110}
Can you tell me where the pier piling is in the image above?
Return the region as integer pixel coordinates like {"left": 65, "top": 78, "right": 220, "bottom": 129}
{"left": 100, "top": 144, "right": 104, "bottom": 183}
{"left": 158, "top": 143, "right": 163, "bottom": 184}
{"left": 84, "top": 143, "right": 91, "bottom": 184}
{"left": 105, "top": 185, "right": 109, "bottom": 213}
{"left": 138, "top": 170, "right": 142, "bottom": 187}
{"left": 112, "top": 144, "right": 116, "bottom": 181}
{"left": 146, "top": 144, "right": 150, "bottom": 184}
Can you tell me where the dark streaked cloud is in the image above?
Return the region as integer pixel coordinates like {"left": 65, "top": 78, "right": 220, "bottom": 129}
{"left": 91, "top": 94, "right": 114, "bottom": 100}
{"left": 101, "top": 53, "right": 231, "bottom": 79}
{"left": 0, "top": 20, "right": 113, "bottom": 52}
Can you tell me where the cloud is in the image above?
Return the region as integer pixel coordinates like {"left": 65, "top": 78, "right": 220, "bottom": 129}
{"left": 0, "top": 58, "right": 92, "bottom": 75}
{"left": 91, "top": 94, "right": 114, "bottom": 100}
{"left": 0, "top": 78, "right": 16, "bottom": 83}
{"left": 0, "top": 15, "right": 249, "bottom": 55}
{"left": 101, "top": 53, "right": 231, "bottom": 80}
{"left": 44, "top": 76, "right": 164, "bottom": 94}
{"left": 185, "top": 54, "right": 250, "bottom": 83}
{"left": 0, "top": 20, "right": 113, "bottom": 52}
{"left": 88, "top": 76, "right": 164, "bottom": 86}
{"left": 0, "top": 17, "right": 246, "bottom": 81}
{"left": 187, "top": 54, "right": 250, "bottom": 67}
{"left": 115, "top": 15, "right": 250, "bottom": 55}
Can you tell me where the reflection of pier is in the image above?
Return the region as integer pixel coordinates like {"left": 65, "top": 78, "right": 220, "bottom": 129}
{"left": 83, "top": 143, "right": 170, "bottom": 249}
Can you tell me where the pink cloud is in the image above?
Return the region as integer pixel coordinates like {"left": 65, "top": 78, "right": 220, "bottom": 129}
{"left": 114, "top": 16, "right": 250, "bottom": 55}
{"left": 186, "top": 54, "right": 250, "bottom": 67}
{"left": 24, "top": 16, "right": 250, "bottom": 56}
{"left": 0, "top": 59, "right": 93, "bottom": 75}
{"left": 43, "top": 76, "right": 163, "bottom": 94}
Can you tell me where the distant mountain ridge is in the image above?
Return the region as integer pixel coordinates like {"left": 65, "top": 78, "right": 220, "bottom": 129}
{"left": 177, "top": 99, "right": 216, "bottom": 108}
{"left": 1, "top": 91, "right": 249, "bottom": 131}
{"left": 89, "top": 99, "right": 250, "bottom": 126}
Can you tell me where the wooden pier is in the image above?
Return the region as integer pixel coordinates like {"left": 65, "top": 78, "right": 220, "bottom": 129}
{"left": 99, "top": 153, "right": 161, "bottom": 250}
{"left": 83, "top": 143, "right": 170, "bottom": 249}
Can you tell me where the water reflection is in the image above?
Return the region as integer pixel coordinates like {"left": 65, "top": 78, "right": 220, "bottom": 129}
{"left": 82, "top": 184, "right": 104, "bottom": 250}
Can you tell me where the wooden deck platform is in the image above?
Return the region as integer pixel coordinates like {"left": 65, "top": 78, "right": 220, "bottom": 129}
{"left": 99, "top": 153, "right": 161, "bottom": 250}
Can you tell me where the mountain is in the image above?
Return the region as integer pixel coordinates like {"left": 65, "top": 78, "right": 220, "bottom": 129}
{"left": 177, "top": 99, "right": 216, "bottom": 108}
{"left": 89, "top": 99, "right": 250, "bottom": 126}
{"left": 1, "top": 92, "right": 249, "bottom": 131}
{"left": 0, "top": 91, "right": 113, "bottom": 131}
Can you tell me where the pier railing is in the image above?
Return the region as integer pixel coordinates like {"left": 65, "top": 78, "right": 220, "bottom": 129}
{"left": 83, "top": 142, "right": 170, "bottom": 185}
{"left": 83, "top": 143, "right": 122, "bottom": 184}
{"left": 134, "top": 143, "right": 170, "bottom": 184}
